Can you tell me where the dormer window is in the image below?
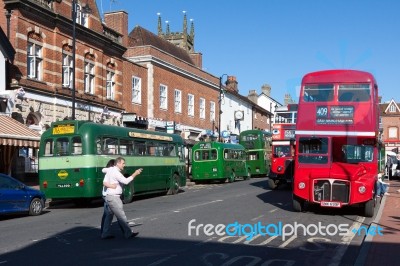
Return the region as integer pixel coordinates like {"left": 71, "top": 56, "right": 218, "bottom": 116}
{"left": 389, "top": 104, "right": 396, "bottom": 113}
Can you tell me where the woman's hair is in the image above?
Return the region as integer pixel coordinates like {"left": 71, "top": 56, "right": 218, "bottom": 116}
{"left": 106, "top": 159, "right": 116, "bottom": 168}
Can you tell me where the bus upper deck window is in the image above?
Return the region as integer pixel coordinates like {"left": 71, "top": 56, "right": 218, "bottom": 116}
{"left": 303, "top": 85, "right": 334, "bottom": 102}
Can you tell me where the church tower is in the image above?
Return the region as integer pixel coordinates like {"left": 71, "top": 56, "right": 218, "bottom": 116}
{"left": 157, "top": 11, "right": 195, "bottom": 53}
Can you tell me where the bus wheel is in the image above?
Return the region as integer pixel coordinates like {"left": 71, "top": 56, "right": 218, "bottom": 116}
{"left": 167, "top": 174, "right": 180, "bottom": 195}
{"left": 364, "top": 198, "right": 375, "bottom": 217}
{"left": 292, "top": 195, "right": 304, "bottom": 212}
{"left": 229, "top": 172, "right": 236, "bottom": 183}
{"left": 123, "top": 186, "right": 134, "bottom": 204}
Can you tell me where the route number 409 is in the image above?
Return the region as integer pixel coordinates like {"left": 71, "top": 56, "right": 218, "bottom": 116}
{"left": 316, "top": 107, "right": 328, "bottom": 117}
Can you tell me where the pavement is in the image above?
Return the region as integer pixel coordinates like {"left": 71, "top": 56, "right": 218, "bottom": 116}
{"left": 355, "top": 178, "right": 400, "bottom": 266}
{"left": 26, "top": 178, "right": 400, "bottom": 265}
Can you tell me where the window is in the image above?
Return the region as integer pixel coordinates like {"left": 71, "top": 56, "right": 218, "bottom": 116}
{"left": 62, "top": 53, "right": 73, "bottom": 88}
{"left": 72, "top": 137, "right": 82, "bottom": 155}
{"left": 132, "top": 76, "right": 141, "bottom": 103}
{"left": 388, "top": 127, "right": 398, "bottom": 139}
{"left": 210, "top": 101, "right": 215, "bottom": 121}
{"left": 338, "top": 84, "right": 370, "bottom": 102}
{"left": 389, "top": 105, "right": 396, "bottom": 113}
{"left": 27, "top": 42, "right": 42, "bottom": 80}
{"left": 199, "top": 98, "right": 205, "bottom": 119}
{"left": 160, "top": 84, "right": 168, "bottom": 109}
{"left": 106, "top": 71, "right": 115, "bottom": 100}
{"left": 188, "top": 94, "right": 194, "bottom": 116}
{"left": 84, "top": 61, "right": 95, "bottom": 94}
{"left": 56, "top": 137, "right": 69, "bottom": 156}
{"left": 75, "top": 4, "right": 89, "bottom": 27}
{"left": 174, "top": 89, "right": 182, "bottom": 113}
{"left": 298, "top": 137, "right": 328, "bottom": 164}
{"left": 303, "top": 84, "right": 334, "bottom": 102}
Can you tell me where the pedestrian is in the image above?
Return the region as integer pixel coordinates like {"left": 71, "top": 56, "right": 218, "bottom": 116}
{"left": 102, "top": 157, "right": 142, "bottom": 239}
{"left": 100, "top": 159, "right": 117, "bottom": 239}
{"left": 376, "top": 173, "right": 390, "bottom": 197}
{"left": 385, "top": 154, "right": 393, "bottom": 180}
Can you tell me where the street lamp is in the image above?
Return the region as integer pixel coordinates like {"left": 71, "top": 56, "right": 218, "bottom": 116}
{"left": 71, "top": 0, "right": 91, "bottom": 120}
{"left": 218, "top": 74, "right": 228, "bottom": 142}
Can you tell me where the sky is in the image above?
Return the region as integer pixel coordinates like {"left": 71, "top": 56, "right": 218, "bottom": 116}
{"left": 96, "top": 0, "right": 400, "bottom": 104}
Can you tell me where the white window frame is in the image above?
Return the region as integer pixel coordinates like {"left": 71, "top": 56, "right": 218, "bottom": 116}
{"left": 160, "top": 84, "right": 168, "bottom": 109}
{"left": 210, "top": 101, "right": 216, "bottom": 121}
{"left": 106, "top": 70, "right": 115, "bottom": 100}
{"left": 188, "top": 94, "right": 194, "bottom": 116}
{"left": 62, "top": 53, "right": 73, "bottom": 88}
{"left": 132, "top": 76, "right": 141, "bottom": 104}
{"left": 388, "top": 127, "right": 398, "bottom": 139}
{"left": 76, "top": 4, "right": 89, "bottom": 27}
{"left": 84, "top": 61, "right": 95, "bottom": 94}
{"left": 199, "top": 98, "right": 205, "bottom": 119}
{"left": 174, "top": 89, "right": 182, "bottom": 113}
{"left": 389, "top": 105, "right": 396, "bottom": 113}
{"left": 27, "top": 42, "right": 42, "bottom": 80}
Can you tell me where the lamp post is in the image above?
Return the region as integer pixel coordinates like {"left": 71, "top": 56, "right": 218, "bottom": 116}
{"left": 218, "top": 74, "right": 228, "bottom": 142}
{"left": 71, "top": 0, "right": 91, "bottom": 120}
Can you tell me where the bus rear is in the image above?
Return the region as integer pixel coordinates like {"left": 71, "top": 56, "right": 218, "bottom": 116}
{"left": 293, "top": 70, "right": 380, "bottom": 217}
{"left": 191, "top": 142, "right": 249, "bottom": 183}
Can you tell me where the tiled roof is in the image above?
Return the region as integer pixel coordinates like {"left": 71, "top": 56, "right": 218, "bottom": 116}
{"left": 0, "top": 115, "right": 41, "bottom": 147}
{"left": 128, "top": 26, "right": 194, "bottom": 65}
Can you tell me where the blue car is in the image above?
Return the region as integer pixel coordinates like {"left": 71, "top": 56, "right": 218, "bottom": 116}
{"left": 0, "top": 173, "right": 46, "bottom": 216}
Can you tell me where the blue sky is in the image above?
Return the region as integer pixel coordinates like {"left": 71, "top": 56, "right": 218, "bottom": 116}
{"left": 96, "top": 0, "right": 400, "bottom": 104}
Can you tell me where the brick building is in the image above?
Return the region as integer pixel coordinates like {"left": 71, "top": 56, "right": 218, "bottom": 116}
{"left": 380, "top": 99, "right": 400, "bottom": 155}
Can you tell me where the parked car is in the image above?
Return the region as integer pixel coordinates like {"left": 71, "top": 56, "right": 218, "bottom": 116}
{"left": 0, "top": 173, "right": 46, "bottom": 216}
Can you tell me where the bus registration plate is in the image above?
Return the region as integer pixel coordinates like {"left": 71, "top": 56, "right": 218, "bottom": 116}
{"left": 320, "top": 201, "right": 341, "bottom": 208}
{"left": 57, "top": 184, "right": 72, "bottom": 188}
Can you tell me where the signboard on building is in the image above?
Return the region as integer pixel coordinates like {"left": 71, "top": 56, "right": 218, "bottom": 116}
{"left": 166, "top": 121, "right": 175, "bottom": 134}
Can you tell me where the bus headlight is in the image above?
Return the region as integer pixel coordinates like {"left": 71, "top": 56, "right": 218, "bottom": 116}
{"left": 213, "top": 168, "right": 217, "bottom": 172}
{"left": 358, "top": 185, "right": 366, "bottom": 194}
{"left": 298, "top": 182, "right": 306, "bottom": 189}
{"left": 277, "top": 166, "right": 283, "bottom": 172}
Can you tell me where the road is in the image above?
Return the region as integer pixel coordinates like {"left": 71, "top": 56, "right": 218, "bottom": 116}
{"left": 0, "top": 177, "right": 376, "bottom": 265}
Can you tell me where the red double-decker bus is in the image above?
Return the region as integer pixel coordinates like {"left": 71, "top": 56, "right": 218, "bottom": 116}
{"left": 293, "top": 70, "right": 380, "bottom": 217}
{"left": 268, "top": 104, "right": 297, "bottom": 189}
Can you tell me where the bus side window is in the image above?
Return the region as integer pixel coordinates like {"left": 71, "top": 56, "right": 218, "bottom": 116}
{"left": 211, "top": 150, "right": 217, "bottom": 159}
{"left": 96, "top": 139, "right": 102, "bottom": 154}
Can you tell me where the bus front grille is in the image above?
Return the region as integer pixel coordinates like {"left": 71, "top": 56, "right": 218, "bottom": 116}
{"left": 313, "top": 180, "right": 349, "bottom": 203}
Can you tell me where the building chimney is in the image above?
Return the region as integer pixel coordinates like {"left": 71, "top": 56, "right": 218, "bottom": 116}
{"left": 104, "top": 11, "right": 129, "bottom": 47}
{"left": 226, "top": 76, "right": 238, "bottom": 93}
{"left": 261, "top": 84, "right": 271, "bottom": 96}
{"left": 248, "top": 90, "right": 258, "bottom": 104}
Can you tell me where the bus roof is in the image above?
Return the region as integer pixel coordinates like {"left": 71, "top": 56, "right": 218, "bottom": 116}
{"left": 42, "top": 120, "right": 184, "bottom": 143}
{"left": 302, "top": 70, "right": 376, "bottom": 85}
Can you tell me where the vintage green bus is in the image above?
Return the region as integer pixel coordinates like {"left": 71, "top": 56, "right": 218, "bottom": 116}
{"left": 191, "top": 141, "right": 249, "bottom": 183}
{"left": 38, "top": 120, "right": 186, "bottom": 204}
{"left": 239, "top": 130, "right": 273, "bottom": 178}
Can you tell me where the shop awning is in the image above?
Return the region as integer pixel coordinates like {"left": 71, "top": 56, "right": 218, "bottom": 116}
{"left": 0, "top": 115, "right": 41, "bottom": 148}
